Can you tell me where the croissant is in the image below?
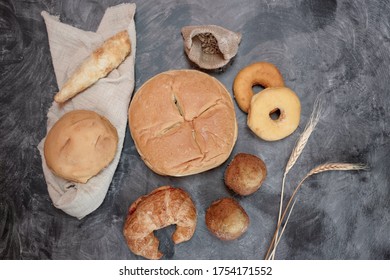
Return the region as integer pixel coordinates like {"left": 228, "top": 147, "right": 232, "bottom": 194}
{"left": 54, "top": 30, "right": 131, "bottom": 103}
{"left": 123, "top": 186, "right": 197, "bottom": 259}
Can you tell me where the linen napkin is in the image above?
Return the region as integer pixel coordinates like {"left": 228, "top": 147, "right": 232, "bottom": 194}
{"left": 38, "top": 3, "right": 136, "bottom": 219}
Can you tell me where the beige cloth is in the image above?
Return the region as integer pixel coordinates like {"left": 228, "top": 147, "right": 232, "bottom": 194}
{"left": 38, "top": 4, "right": 136, "bottom": 219}
{"left": 181, "top": 25, "right": 241, "bottom": 69}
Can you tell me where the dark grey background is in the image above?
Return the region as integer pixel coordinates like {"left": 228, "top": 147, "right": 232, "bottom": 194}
{"left": 1, "top": 0, "right": 389, "bottom": 260}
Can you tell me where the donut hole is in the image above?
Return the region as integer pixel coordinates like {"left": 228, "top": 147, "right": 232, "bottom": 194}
{"left": 252, "top": 84, "right": 265, "bottom": 95}
{"left": 269, "top": 108, "right": 281, "bottom": 120}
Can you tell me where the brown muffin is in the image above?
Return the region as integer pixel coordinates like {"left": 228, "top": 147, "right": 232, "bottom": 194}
{"left": 205, "top": 198, "right": 249, "bottom": 241}
{"left": 224, "top": 153, "right": 267, "bottom": 196}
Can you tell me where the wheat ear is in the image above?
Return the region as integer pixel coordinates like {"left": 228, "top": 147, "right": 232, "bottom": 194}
{"left": 265, "top": 162, "right": 367, "bottom": 260}
{"left": 273, "top": 98, "right": 323, "bottom": 259}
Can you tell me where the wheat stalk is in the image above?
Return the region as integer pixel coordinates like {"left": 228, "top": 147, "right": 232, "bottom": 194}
{"left": 264, "top": 162, "right": 367, "bottom": 260}
{"left": 267, "top": 198, "right": 297, "bottom": 260}
{"left": 273, "top": 98, "right": 323, "bottom": 259}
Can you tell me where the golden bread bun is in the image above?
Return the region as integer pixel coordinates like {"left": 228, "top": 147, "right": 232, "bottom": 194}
{"left": 205, "top": 197, "right": 249, "bottom": 240}
{"left": 224, "top": 153, "right": 267, "bottom": 196}
{"left": 128, "top": 70, "right": 238, "bottom": 176}
{"left": 44, "top": 110, "right": 118, "bottom": 183}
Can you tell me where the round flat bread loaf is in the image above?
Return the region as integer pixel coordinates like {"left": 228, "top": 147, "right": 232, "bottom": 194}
{"left": 129, "top": 70, "right": 237, "bottom": 176}
{"left": 44, "top": 110, "right": 118, "bottom": 183}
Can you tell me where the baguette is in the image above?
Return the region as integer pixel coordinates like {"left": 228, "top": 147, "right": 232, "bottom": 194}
{"left": 54, "top": 30, "right": 131, "bottom": 103}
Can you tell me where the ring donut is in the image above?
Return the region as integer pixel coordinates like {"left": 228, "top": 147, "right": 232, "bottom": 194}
{"left": 247, "top": 87, "right": 301, "bottom": 141}
{"left": 233, "top": 62, "right": 284, "bottom": 113}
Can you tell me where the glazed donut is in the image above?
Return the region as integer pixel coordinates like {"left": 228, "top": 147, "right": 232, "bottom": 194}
{"left": 247, "top": 87, "right": 301, "bottom": 141}
{"left": 233, "top": 62, "right": 284, "bottom": 113}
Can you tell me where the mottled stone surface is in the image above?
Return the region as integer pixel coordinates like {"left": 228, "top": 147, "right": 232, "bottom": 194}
{"left": 0, "top": 0, "right": 389, "bottom": 259}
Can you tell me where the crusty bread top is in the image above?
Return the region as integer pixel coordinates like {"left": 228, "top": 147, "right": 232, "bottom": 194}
{"left": 128, "top": 70, "right": 237, "bottom": 176}
{"left": 44, "top": 110, "right": 118, "bottom": 183}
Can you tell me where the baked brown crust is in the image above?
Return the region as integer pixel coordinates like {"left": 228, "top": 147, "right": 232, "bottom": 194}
{"left": 205, "top": 198, "right": 249, "bottom": 241}
{"left": 224, "top": 153, "right": 267, "bottom": 196}
{"left": 233, "top": 62, "right": 284, "bottom": 113}
{"left": 128, "top": 70, "right": 238, "bottom": 176}
{"left": 44, "top": 110, "right": 118, "bottom": 183}
{"left": 54, "top": 30, "right": 131, "bottom": 103}
{"left": 123, "top": 186, "right": 197, "bottom": 259}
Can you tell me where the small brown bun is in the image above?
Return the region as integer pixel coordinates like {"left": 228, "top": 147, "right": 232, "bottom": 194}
{"left": 224, "top": 153, "right": 267, "bottom": 196}
{"left": 205, "top": 198, "right": 249, "bottom": 241}
{"left": 44, "top": 110, "right": 118, "bottom": 183}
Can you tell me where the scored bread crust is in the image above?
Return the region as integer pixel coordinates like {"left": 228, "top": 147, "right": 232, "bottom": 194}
{"left": 128, "top": 69, "right": 238, "bottom": 176}
{"left": 44, "top": 110, "right": 118, "bottom": 183}
{"left": 54, "top": 30, "right": 131, "bottom": 103}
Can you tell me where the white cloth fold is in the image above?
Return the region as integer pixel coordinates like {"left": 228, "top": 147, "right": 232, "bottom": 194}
{"left": 38, "top": 3, "right": 136, "bottom": 219}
